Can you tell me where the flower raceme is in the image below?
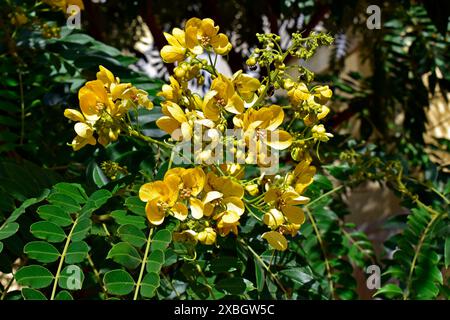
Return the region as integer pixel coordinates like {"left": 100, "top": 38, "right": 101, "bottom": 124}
{"left": 63, "top": 17, "right": 335, "bottom": 252}
{"left": 64, "top": 66, "right": 153, "bottom": 150}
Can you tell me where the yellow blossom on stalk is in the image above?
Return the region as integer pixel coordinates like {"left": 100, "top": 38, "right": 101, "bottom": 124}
{"left": 139, "top": 175, "right": 188, "bottom": 225}
{"left": 264, "top": 187, "right": 309, "bottom": 225}
{"left": 312, "top": 124, "right": 333, "bottom": 142}
{"left": 165, "top": 167, "right": 206, "bottom": 215}
{"left": 189, "top": 172, "right": 245, "bottom": 236}
{"left": 156, "top": 101, "right": 214, "bottom": 141}
{"left": 263, "top": 208, "right": 285, "bottom": 228}
{"left": 197, "top": 227, "right": 217, "bottom": 245}
{"left": 185, "top": 18, "right": 232, "bottom": 55}
{"left": 290, "top": 159, "right": 316, "bottom": 194}
{"left": 314, "top": 85, "right": 333, "bottom": 104}
{"left": 157, "top": 76, "right": 182, "bottom": 103}
{"left": 286, "top": 81, "right": 310, "bottom": 105}
{"left": 203, "top": 74, "right": 244, "bottom": 121}
{"left": 64, "top": 65, "right": 152, "bottom": 150}
{"left": 303, "top": 104, "right": 330, "bottom": 126}
{"left": 160, "top": 28, "right": 187, "bottom": 63}
{"left": 233, "top": 105, "right": 292, "bottom": 165}
{"left": 232, "top": 71, "right": 261, "bottom": 102}
{"left": 10, "top": 12, "right": 28, "bottom": 26}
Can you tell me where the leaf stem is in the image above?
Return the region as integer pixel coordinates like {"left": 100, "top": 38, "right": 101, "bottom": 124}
{"left": 133, "top": 227, "right": 154, "bottom": 300}
{"left": 50, "top": 218, "right": 78, "bottom": 300}
{"left": 305, "top": 207, "right": 335, "bottom": 299}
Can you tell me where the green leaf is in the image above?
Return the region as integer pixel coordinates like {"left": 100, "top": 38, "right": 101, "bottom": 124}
{"left": 71, "top": 218, "right": 92, "bottom": 241}
{"left": 151, "top": 229, "right": 172, "bottom": 251}
{"left": 107, "top": 242, "right": 141, "bottom": 269}
{"left": 111, "top": 210, "right": 146, "bottom": 229}
{"left": 47, "top": 193, "right": 80, "bottom": 213}
{"left": 37, "top": 205, "right": 73, "bottom": 227}
{"left": 65, "top": 241, "right": 89, "bottom": 264}
{"left": 124, "top": 196, "right": 146, "bottom": 216}
{"left": 21, "top": 288, "right": 47, "bottom": 300}
{"left": 374, "top": 284, "right": 403, "bottom": 298}
{"left": 216, "top": 277, "right": 247, "bottom": 295}
{"left": 88, "top": 161, "right": 109, "bottom": 188}
{"left": 0, "top": 222, "right": 19, "bottom": 240}
{"left": 15, "top": 265, "right": 54, "bottom": 289}
{"left": 146, "top": 250, "right": 165, "bottom": 273}
{"left": 79, "top": 189, "right": 112, "bottom": 218}
{"left": 0, "top": 242, "right": 3, "bottom": 253}
{"left": 24, "top": 241, "right": 60, "bottom": 263}
{"left": 140, "top": 272, "right": 160, "bottom": 298}
{"left": 5, "top": 189, "right": 50, "bottom": 224}
{"left": 58, "top": 265, "right": 84, "bottom": 290}
{"left": 30, "top": 221, "right": 66, "bottom": 243}
{"left": 52, "top": 183, "right": 87, "bottom": 204}
{"left": 254, "top": 259, "right": 265, "bottom": 292}
{"left": 280, "top": 268, "right": 314, "bottom": 285}
{"left": 118, "top": 224, "right": 147, "bottom": 248}
{"left": 104, "top": 270, "right": 135, "bottom": 295}
{"left": 445, "top": 237, "right": 450, "bottom": 268}
{"left": 54, "top": 290, "right": 74, "bottom": 300}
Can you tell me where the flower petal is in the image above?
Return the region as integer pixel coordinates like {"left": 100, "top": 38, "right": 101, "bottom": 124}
{"left": 262, "top": 231, "right": 288, "bottom": 251}
{"left": 145, "top": 199, "right": 165, "bottom": 225}
{"left": 282, "top": 205, "right": 306, "bottom": 224}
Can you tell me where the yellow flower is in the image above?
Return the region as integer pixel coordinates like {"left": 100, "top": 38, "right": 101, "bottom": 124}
{"left": 10, "top": 12, "right": 28, "bottom": 26}
{"left": 232, "top": 71, "right": 260, "bottom": 102}
{"left": 279, "top": 223, "right": 301, "bottom": 237}
{"left": 190, "top": 173, "right": 244, "bottom": 228}
{"left": 312, "top": 124, "right": 333, "bottom": 142}
{"left": 165, "top": 167, "right": 206, "bottom": 217}
{"left": 197, "top": 227, "right": 217, "bottom": 245}
{"left": 291, "top": 159, "right": 316, "bottom": 194}
{"left": 314, "top": 85, "right": 333, "bottom": 104}
{"left": 233, "top": 105, "right": 292, "bottom": 164}
{"left": 263, "top": 208, "right": 285, "bottom": 228}
{"left": 287, "top": 82, "right": 310, "bottom": 106}
{"left": 157, "top": 76, "right": 182, "bottom": 103}
{"left": 264, "top": 187, "right": 308, "bottom": 225}
{"left": 261, "top": 231, "right": 288, "bottom": 251}
{"left": 139, "top": 175, "right": 187, "bottom": 225}
{"left": 185, "top": 18, "right": 232, "bottom": 55}
{"left": 303, "top": 105, "right": 330, "bottom": 126}
{"left": 203, "top": 74, "right": 244, "bottom": 121}
{"left": 160, "top": 28, "right": 187, "bottom": 63}
{"left": 156, "top": 101, "right": 214, "bottom": 141}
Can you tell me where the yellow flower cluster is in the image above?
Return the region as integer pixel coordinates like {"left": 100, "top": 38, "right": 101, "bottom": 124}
{"left": 136, "top": 17, "right": 334, "bottom": 251}
{"left": 64, "top": 66, "right": 153, "bottom": 150}
{"left": 161, "top": 17, "right": 232, "bottom": 63}
{"left": 261, "top": 159, "right": 316, "bottom": 250}
{"left": 139, "top": 167, "right": 244, "bottom": 245}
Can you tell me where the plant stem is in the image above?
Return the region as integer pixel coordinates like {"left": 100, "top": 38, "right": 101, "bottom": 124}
{"left": 305, "top": 185, "right": 344, "bottom": 209}
{"left": 86, "top": 253, "right": 108, "bottom": 297}
{"left": 133, "top": 227, "right": 154, "bottom": 300}
{"left": 50, "top": 218, "right": 78, "bottom": 300}
{"left": 305, "top": 207, "right": 335, "bottom": 299}
{"left": 239, "top": 239, "right": 289, "bottom": 298}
